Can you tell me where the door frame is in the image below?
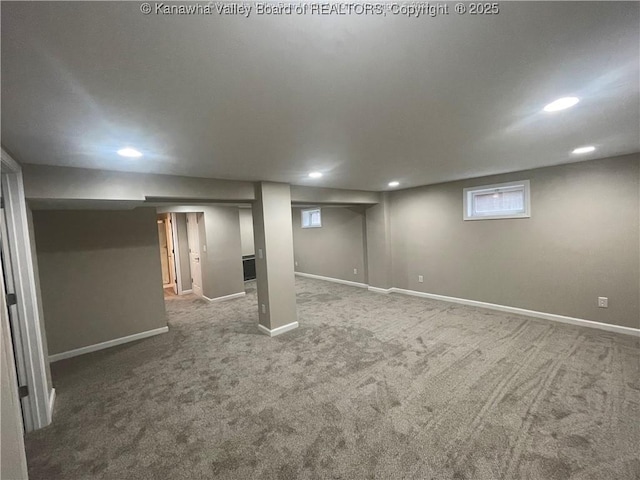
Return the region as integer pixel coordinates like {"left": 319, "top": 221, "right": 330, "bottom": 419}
{"left": 157, "top": 217, "right": 170, "bottom": 286}
{"left": 164, "top": 214, "right": 177, "bottom": 294}
{"left": 0, "top": 205, "right": 30, "bottom": 424}
{"left": 186, "top": 212, "right": 204, "bottom": 298}
{"left": 0, "top": 243, "right": 28, "bottom": 479}
{"left": 170, "top": 213, "right": 185, "bottom": 295}
{"left": 1, "top": 149, "right": 52, "bottom": 431}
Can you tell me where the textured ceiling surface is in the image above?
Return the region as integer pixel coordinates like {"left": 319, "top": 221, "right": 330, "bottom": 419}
{"left": 2, "top": 2, "right": 639, "bottom": 190}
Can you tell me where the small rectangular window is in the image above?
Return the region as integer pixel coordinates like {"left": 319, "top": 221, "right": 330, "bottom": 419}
{"left": 464, "top": 180, "right": 530, "bottom": 220}
{"left": 301, "top": 208, "right": 322, "bottom": 228}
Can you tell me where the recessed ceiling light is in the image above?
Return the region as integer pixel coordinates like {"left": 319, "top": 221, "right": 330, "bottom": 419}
{"left": 308, "top": 172, "right": 323, "bottom": 178}
{"left": 388, "top": 181, "right": 400, "bottom": 187}
{"left": 117, "top": 147, "right": 143, "bottom": 158}
{"left": 543, "top": 97, "right": 580, "bottom": 112}
{"left": 572, "top": 145, "right": 596, "bottom": 154}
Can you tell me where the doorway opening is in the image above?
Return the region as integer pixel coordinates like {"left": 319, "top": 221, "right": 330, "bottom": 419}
{"left": 155, "top": 211, "right": 204, "bottom": 301}
{"left": 157, "top": 213, "right": 177, "bottom": 298}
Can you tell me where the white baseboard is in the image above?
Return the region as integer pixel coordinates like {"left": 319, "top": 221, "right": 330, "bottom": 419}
{"left": 180, "top": 289, "right": 193, "bottom": 295}
{"left": 203, "top": 291, "right": 246, "bottom": 303}
{"left": 368, "top": 286, "right": 392, "bottom": 294}
{"left": 391, "top": 288, "right": 640, "bottom": 337}
{"left": 49, "top": 326, "right": 170, "bottom": 363}
{"left": 323, "top": 275, "right": 640, "bottom": 337}
{"left": 258, "top": 321, "right": 299, "bottom": 337}
{"left": 47, "top": 388, "right": 56, "bottom": 421}
{"left": 295, "top": 272, "right": 367, "bottom": 289}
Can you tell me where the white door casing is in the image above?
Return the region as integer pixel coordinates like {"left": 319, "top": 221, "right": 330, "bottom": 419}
{"left": 0, "top": 149, "right": 52, "bottom": 431}
{"left": 170, "top": 213, "right": 183, "bottom": 295}
{"left": 186, "top": 213, "right": 203, "bottom": 297}
{"left": 157, "top": 220, "right": 170, "bottom": 285}
{"left": 0, "top": 205, "right": 29, "bottom": 424}
{"left": 164, "top": 215, "right": 177, "bottom": 294}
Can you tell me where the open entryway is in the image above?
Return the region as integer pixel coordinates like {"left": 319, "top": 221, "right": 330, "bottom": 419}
{"left": 155, "top": 210, "right": 204, "bottom": 300}
{"left": 157, "top": 213, "right": 177, "bottom": 296}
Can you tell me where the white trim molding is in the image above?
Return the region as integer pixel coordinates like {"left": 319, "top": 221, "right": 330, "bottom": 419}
{"left": 1, "top": 149, "right": 51, "bottom": 431}
{"left": 368, "top": 286, "right": 392, "bottom": 294}
{"left": 180, "top": 289, "right": 193, "bottom": 295}
{"left": 258, "top": 321, "right": 299, "bottom": 337}
{"left": 49, "top": 326, "right": 169, "bottom": 363}
{"left": 301, "top": 274, "right": 638, "bottom": 337}
{"left": 169, "top": 213, "right": 184, "bottom": 295}
{"left": 391, "top": 288, "right": 640, "bottom": 337}
{"left": 47, "top": 388, "right": 56, "bottom": 420}
{"left": 295, "top": 272, "right": 367, "bottom": 289}
{"left": 203, "top": 291, "right": 246, "bottom": 303}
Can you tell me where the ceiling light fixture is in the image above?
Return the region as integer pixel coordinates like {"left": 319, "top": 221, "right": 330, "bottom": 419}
{"left": 388, "top": 181, "right": 400, "bottom": 187}
{"left": 572, "top": 145, "right": 596, "bottom": 154}
{"left": 543, "top": 97, "right": 579, "bottom": 112}
{"left": 117, "top": 147, "right": 143, "bottom": 158}
{"left": 308, "top": 172, "right": 323, "bottom": 178}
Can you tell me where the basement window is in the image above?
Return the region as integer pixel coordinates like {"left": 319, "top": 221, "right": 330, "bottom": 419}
{"left": 301, "top": 208, "right": 322, "bottom": 228}
{"left": 463, "top": 180, "right": 530, "bottom": 220}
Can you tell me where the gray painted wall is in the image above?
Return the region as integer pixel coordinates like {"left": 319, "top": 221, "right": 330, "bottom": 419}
{"left": 292, "top": 207, "right": 367, "bottom": 284}
{"left": 197, "top": 207, "right": 244, "bottom": 300}
{"left": 239, "top": 208, "right": 255, "bottom": 256}
{"left": 174, "top": 213, "right": 192, "bottom": 291}
{"left": 23, "top": 164, "right": 256, "bottom": 203}
{"left": 23, "top": 164, "right": 380, "bottom": 207}
{"left": 388, "top": 155, "right": 640, "bottom": 329}
{"left": 32, "top": 208, "right": 167, "bottom": 356}
{"left": 290, "top": 185, "right": 380, "bottom": 205}
{"left": 365, "top": 193, "right": 392, "bottom": 289}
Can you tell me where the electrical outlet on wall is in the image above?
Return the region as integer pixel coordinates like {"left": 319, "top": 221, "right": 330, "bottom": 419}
{"left": 295, "top": 261, "right": 298, "bottom": 267}
{"left": 598, "top": 297, "right": 608, "bottom": 308}
{"left": 418, "top": 275, "right": 424, "bottom": 283}
{"left": 353, "top": 268, "right": 358, "bottom": 275}
{"left": 261, "top": 304, "right": 267, "bottom": 314}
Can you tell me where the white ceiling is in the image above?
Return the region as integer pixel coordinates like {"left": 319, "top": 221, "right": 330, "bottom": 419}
{"left": 2, "top": 2, "right": 638, "bottom": 191}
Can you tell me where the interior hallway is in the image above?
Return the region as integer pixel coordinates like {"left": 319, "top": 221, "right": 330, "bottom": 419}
{"left": 24, "top": 278, "right": 640, "bottom": 480}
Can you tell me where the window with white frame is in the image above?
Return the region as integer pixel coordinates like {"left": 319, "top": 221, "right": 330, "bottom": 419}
{"left": 301, "top": 208, "right": 322, "bottom": 228}
{"left": 463, "top": 180, "right": 530, "bottom": 220}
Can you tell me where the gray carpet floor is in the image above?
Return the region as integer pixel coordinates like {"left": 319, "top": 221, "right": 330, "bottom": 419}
{"left": 25, "top": 278, "right": 640, "bottom": 480}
